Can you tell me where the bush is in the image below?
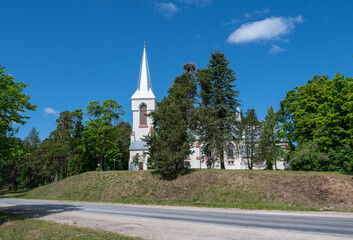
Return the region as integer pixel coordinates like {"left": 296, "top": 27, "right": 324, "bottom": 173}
{"left": 290, "top": 141, "right": 353, "bottom": 172}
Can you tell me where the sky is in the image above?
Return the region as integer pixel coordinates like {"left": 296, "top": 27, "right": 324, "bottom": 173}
{"left": 1, "top": 0, "right": 353, "bottom": 140}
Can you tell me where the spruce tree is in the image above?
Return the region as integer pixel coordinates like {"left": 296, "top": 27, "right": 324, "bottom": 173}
{"left": 241, "top": 108, "right": 260, "bottom": 170}
{"left": 144, "top": 73, "right": 197, "bottom": 179}
{"left": 196, "top": 51, "right": 240, "bottom": 169}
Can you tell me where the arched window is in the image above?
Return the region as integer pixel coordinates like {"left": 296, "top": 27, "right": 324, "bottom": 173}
{"left": 140, "top": 104, "right": 147, "bottom": 127}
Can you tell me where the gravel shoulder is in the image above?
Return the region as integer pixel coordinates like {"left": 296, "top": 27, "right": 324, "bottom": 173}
{"left": 1, "top": 199, "right": 353, "bottom": 240}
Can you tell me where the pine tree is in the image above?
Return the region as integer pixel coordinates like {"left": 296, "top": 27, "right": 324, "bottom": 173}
{"left": 197, "top": 51, "right": 240, "bottom": 169}
{"left": 144, "top": 73, "right": 197, "bottom": 179}
{"left": 23, "top": 127, "right": 41, "bottom": 188}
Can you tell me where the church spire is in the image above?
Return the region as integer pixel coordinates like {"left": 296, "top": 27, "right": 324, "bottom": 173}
{"left": 131, "top": 43, "right": 155, "bottom": 99}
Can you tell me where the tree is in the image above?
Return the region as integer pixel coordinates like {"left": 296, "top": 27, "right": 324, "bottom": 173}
{"left": 83, "top": 100, "right": 125, "bottom": 171}
{"left": 278, "top": 73, "right": 353, "bottom": 150}
{"left": 256, "top": 106, "right": 285, "bottom": 170}
{"left": 113, "top": 121, "right": 132, "bottom": 170}
{"left": 144, "top": 73, "right": 197, "bottom": 179}
{"left": 22, "top": 127, "right": 41, "bottom": 188}
{"left": 69, "top": 109, "right": 84, "bottom": 175}
{"left": 0, "top": 65, "right": 36, "bottom": 165}
{"left": 241, "top": 108, "right": 260, "bottom": 170}
{"left": 196, "top": 51, "right": 240, "bottom": 169}
{"left": 2, "top": 137, "right": 27, "bottom": 190}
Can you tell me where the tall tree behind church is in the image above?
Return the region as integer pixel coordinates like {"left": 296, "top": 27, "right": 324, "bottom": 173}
{"left": 241, "top": 108, "right": 261, "bottom": 170}
{"left": 144, "top": 72, "right": 197, "bottom": 179}
{"left": 196, "top": 51, "right": 240, "bottom": 169}
{"left": 256, "top": 106, "right": 285, "bottom": 170}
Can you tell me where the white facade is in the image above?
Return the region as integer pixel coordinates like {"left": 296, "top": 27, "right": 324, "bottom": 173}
{"left": 187, "top": 142, "right": 289, "bottom": 170}
{"left": 128, "top": 46, "right": 288, "bottom": 171}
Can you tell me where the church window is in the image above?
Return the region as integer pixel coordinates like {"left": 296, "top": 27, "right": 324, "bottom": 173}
{"left": 140, "top": 104, "right": 147, "bottom": 127}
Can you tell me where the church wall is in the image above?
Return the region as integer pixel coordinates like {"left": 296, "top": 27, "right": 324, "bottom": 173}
{"left": 131, "top": 98, "right": 156, "bottom": 141}
{"left": 129, "top": 150, "right": 148, "bottom": 170}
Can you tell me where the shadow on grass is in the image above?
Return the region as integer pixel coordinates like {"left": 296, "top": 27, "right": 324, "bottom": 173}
{"left": 0, "top": 210, "right": 26, "bottom": 226}
{"left": 0, "top": 203, "right": 81, "bottom": 225}
{"left": 342, "top": 172, "right": 353, "bottom": 176}
{"left": 150, "top": 168, "right": 195, "bottom": 181}
{"left": 0, "top": 189, "right": 29, "bottom": 198}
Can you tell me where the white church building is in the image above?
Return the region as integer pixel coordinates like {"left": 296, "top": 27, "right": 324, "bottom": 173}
{"left": 129, "top": 45, "right": 288, "bottom": 171}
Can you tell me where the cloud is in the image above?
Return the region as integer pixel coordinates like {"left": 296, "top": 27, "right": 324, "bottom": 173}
{"left": 155, "top": 2, "right": 180, "bottom": 18}
{"left": 221, "top": 18, "right": 241, "bottom": 26}
{"left": 269, "top": 44, "right": 286, "bottom": 55}
{"left": 227, "top": 15, "right": 303, "bottom": 44}
{"left": 254, "top": 8, "right": 270, "bottom": 15}
{"left": 177, "top": 0, "right": 212, "bottom": 7}
{"left": 44, "top": 107, "right": 59, "bottom": 116}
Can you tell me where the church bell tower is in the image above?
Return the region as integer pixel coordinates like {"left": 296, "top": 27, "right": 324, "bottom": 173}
{"left": 129, "top": 43, "right": 156, "bottom": 170}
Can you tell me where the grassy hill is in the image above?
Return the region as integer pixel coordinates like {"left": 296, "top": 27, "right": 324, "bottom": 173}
{"left": 7, "top": 170, "right": 353, "bottom": 211}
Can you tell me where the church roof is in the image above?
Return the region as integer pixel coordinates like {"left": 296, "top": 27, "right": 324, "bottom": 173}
{"left": 131, "top": 44, "right": 155, "bottom": 99}
{"left": 129, "top": 140, "right": 148, "bottom": 150}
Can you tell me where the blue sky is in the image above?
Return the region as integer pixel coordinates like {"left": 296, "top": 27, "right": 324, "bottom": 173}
{"left": 1, "top": 0, "right": 353, "bottom": 140}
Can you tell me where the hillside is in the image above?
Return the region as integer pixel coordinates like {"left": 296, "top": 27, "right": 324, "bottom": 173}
{"left": 15, "top": 170, "right": 353, "bottom": 211}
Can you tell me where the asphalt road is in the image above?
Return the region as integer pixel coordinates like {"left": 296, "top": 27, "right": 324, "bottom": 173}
{"left": 0, "top": 198, "right": 352, "bottom": 239}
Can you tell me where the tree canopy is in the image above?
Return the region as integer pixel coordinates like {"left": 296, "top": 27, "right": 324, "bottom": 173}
{"left": 278, "top": 73, "right": 353, "bottom": 150}
{"left": 196, "top": 51, "right": 240, "bottom": 169}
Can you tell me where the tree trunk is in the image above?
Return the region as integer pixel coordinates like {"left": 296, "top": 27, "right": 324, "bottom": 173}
{"left": 26, "top": 167, "right": 31, "bottom": 189}
{"left": 78, "top": 153, "right": 81, "bottom": 173}
{"left": 99, "top": 144, "right": 104, "bottom": 171}
{"left": 55, "top": 162, "right": 60, "bottom": 182}
{"left": 220, "top": 151, "right": 225, "bottom": 169}
{"left": 13, "top": 167, "right": 18, "bottom": 191}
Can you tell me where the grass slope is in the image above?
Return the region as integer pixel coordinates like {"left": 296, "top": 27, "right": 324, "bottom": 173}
{"left": 0, "top": 211, "right": 140, "bottom": 240}
{"left": 6, "top": 170, "right": 353, "bottom": 211}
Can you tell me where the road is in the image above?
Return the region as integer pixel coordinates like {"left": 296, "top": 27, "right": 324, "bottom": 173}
{"left": 0, "top": 198, "right": 352, "bottom": 239}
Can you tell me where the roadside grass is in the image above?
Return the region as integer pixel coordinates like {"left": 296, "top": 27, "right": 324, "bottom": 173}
{"left": 0, "top": 211, "right": 141, "bottom": 240}
{"left": 1, "top": 170, "right": 353, "bottom": 212}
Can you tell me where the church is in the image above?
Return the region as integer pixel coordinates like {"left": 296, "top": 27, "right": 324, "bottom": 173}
{"left": 129, "top": 45, "right": 288, "bottom": 171}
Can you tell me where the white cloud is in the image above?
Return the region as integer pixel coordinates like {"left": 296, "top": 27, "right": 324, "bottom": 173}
{"left": 155, "top": 2, "right": 180, "bottom": 18}
{"left": 244, "top": 13, "right": 251, "bottom": 19}
{"left": 269, "top": 44, "right": 286, "bottom": 55}
{"left": 44, "top": 107, "right": 59, "bottom": 116}
{"left": 254, "top": 8, "right": 270, "bottom": 15}
{"left": 178, "top": 0, "right": 212, "bottom": 7}
{"left": 227, "top": 15, "right": 303, "bottom": 44}
{"left": 221, "top": 18, "right": 241, "bottom": 26}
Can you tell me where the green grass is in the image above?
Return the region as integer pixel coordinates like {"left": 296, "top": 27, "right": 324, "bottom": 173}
{"left": 0, "top": 211, "right": 141, "bottom": 240}
{"left": 2, "top": 170, "right": 353, "bottom": 212}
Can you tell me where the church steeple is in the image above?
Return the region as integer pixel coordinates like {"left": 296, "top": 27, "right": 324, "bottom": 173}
{"left": 131, "top": 43, "right": 155, "bottom": 99}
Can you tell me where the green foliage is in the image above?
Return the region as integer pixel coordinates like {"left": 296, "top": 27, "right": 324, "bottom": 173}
{"left": 278, "top": 73, "right": 353, "bottom": 150}
{"left": 0, "top": 66, "right": 36, "bottom": 189}
{"left": 196, "top": 51, "right": 240, "bottom": 169}
{"left": 83, "top": 100, "right": 125, "bottom": 171}
{"left": 241, "top": 108, "right": 260, "bottom": 169}
{"left": 144, "top": 73, "right": 196, "bottom": 179}
{"left": 290, "top": 141, "right": 353, "bottom": 172}
{"left": 0, "top": 66, "right": 37, "bottom": 139}
{"left": 256, "top": 106, "right": 286, "bottom": 170}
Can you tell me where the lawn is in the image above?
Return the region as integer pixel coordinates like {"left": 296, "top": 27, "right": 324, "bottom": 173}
{"left": 0, "top": 211, "right": 141, "bottom": 240}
